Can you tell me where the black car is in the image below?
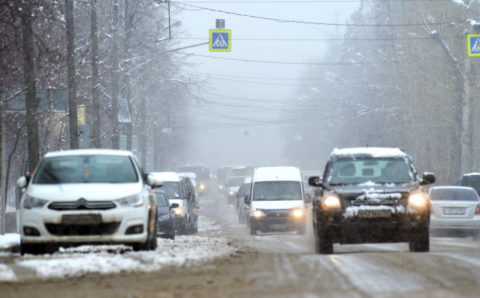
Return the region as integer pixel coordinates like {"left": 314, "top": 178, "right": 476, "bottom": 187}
{"left": 154, "top": 190, "right": 177, "bottom": 240}
{"left": 308, "top": 147, "right": 436, "bottom": 254}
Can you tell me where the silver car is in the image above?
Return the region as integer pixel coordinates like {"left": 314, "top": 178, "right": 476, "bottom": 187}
{"left": 429, "top": 186, "right": 480, "bottom": 239}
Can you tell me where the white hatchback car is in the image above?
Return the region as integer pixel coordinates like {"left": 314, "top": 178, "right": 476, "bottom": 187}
{"left": 17, "top": 149, "right": 162, "bottom": 254}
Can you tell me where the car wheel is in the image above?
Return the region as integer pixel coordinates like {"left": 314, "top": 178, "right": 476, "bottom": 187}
{"left": 20, "top": 243, "right": 45, "bottom": 255}
{"left": 409, "top": 224, "right": 429, "bottom": 252}
{"left": 249, "top": 221, "right": 257, "bottom": 235}
{"left": 316, "top": 226, "right": 333, "bottom": 254}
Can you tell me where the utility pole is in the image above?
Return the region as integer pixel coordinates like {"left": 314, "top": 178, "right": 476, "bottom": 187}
{"left": 65, "top": 0, "right": 79, "bottom": 149}
{"left": 111, "top": 0, "right": 120, "bottom": 149}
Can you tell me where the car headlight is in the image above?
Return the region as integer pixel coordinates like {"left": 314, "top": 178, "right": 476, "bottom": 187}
{"left": 229, "top": 190, "right": 235, "bottom": 196}
{"left": 116, "top": 194, "right": 144, "bottom": 207}
{"left": 218, "top": 185, "right": 224, "bottom": 190}
{"left": 322, "top": 194, "right": 341, "bottom": 209}
{"left": 23, "top": 195, "right": 49, "bottom": 209}
{"left": 174, "top": 207, "right": 183, "bottom": 216}
{"left": 292, "top": 208, "right": 304, "bottom": 218}
{"left": 199, "top": 184, "right": 206, "bottom": 191}
{"left": 158, "top": 214, "right": 170, "bottom": 221}
{"left": 408, "top": 192, "right": 428, "bottom": 209}
{"left": 253, "top": 210, "right": 265, "bottom": 218}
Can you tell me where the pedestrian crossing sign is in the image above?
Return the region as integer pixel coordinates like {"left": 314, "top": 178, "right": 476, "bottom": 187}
{"left": 468, "top": 34, "right": 480, "bottom": 57}
{"left": 210, "top": 29, "right": 231, "bottom": 52}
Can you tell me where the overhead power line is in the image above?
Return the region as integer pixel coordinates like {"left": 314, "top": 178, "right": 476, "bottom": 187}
{"left": 177, "top": 0, "right": 453, "bottom": 3}
{"left": 185, "top": 53, "right": 404, "bottom": 65}
{"left": 172, "top": 2, "right": 464, "bottom": 27}
{"left": 180, "top": 36, "right": 436, "bottom": 41}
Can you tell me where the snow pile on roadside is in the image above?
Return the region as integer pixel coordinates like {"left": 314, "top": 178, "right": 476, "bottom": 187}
{"left": 0, "top": 233, "right": 20, "bottom": 250}
{"left": 16, "top": 235, "right": 236, "bottom": 280}
{"left": 0, "top": 264, "right": 16, "bottom": 281}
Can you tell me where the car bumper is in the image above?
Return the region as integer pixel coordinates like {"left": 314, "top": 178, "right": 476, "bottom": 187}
{"left": 430, "top": 216, "right": 480, "bottom": 231}
{"left": 156, "top": 219, "right": 175, "bottom": 235}
{"left": 20, "top": 205, "right": 148, "bottom": 244}
{"left": 250, "top": 216, "right": 306, "bottom": 231}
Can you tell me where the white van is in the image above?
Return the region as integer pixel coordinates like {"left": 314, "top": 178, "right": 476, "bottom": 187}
{"left": 246, "top": 166, "right": 307, "bottom": 235}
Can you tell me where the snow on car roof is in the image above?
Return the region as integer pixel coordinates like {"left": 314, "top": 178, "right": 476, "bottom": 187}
{"left": 44, "top": 149, "right": 133, "bottom": 158}
{"left": 331, "top": 147, "right": 407, "bottom": 158}
{"left": 430, "top": 185, "right": 476, "bottom": 191}
{"left": 151, "top": 172, "right": 181, "bottom": 182}
{"left": 253, "top": 166, "right": 302, "bottom": 182}
{"left": 463, "top": 172, "right": 480, "bottom": 176}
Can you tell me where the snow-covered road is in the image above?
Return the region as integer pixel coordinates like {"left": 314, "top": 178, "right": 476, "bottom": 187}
{"left": 2, "top": 194, "right": 480, "bottom": 297}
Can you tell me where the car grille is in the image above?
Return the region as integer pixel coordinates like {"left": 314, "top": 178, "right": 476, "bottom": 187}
{"left": 48, "top": 199, "right": 116, "bottom": 211}
{"left": 263, "top": 209, "right": 290, "bottom": 218}
{"left": 45, "top": 222, "right": 120, "bottom": 236}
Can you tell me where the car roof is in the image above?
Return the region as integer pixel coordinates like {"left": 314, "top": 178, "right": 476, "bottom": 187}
{"left": 253, "top": 166, "right": 302, "bottom": 182}
{"left": 331, "top": 147, "right": 408, "bottom": 158}
{"left": 151, "top": 172, "right": 181, "bottom": 182}
{"left": 44, "top": 149, "right": 133, "bottom": 158}
{"left": 430, "top": 186, "right": 477, "bottom": 191}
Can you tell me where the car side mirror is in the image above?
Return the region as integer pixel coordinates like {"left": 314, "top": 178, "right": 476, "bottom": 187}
{"left": 308, "top": 176, "right": 323, "bottom": 187}
{"left": 146, "top": 174, "right": 163, "bottom": 188}
{"left": 17, "top": 176, "right": 28, "bottom": 189}
{"left": 170, "top": 203, "right": 179, "bottom": 209}
{"left": 244, "top": 195, "right": 251, "bottom": 205}
{"left": 420, "top": 172, "right": 436, "bottom": 185}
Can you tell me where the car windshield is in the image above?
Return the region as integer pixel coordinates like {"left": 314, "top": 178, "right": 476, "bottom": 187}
{"left": 33, "top": 155, "right": 138, "bottom": 184}
{"left": 430, "top": 188, "right": 479, "bottom": 201}
{"left": 228, "top": 177, "right": 246, "bottom": 187}
{"left": 252, "top": 181, "right": 302, "bottom": 201}
{"left": 328, "top": 158, "right": 414, "bottom": 185}
{"left": 161, "top": 182, "right": 181, "bottom": 198}
{"left": 154, "top": 192, "right": 169, "bottom": 207}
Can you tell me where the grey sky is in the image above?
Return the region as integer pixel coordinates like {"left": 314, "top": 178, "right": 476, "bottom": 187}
{"left": 172, "top": 1, "right": 360, "bottom": 168}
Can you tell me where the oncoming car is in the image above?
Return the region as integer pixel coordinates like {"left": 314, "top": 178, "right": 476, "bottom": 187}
{"left": 429, "top": 186, "right": 480, "bottom": 239}
{"left": 17, "top": 149, "right": 162, "bottom": 255}
{"left": 308, "top": 147, "right": 436, "bottom": 254}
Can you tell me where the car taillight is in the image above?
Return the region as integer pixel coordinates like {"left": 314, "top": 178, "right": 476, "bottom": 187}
{"left": 475, "top": 203, "right": 480, "bottom": 215}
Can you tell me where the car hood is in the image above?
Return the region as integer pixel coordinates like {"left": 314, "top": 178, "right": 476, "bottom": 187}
{"left": 157, "top": 206, "right": 171, "bottom": 216}
{"left": 169, "top": 199, "right": 185, "bottom": 208}
{"left": 326, "top": 184, "right": 417, "bottom": 204}
{"left": 26, "top": 183, "right": 143, "bottom": 201}
{"left": 252, "top": 200, "right": 304, "bottom": 210}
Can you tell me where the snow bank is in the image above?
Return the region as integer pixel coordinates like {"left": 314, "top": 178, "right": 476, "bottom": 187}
{"left": 0, "top": 264, "right": 16, "bottom": 281}
{"left": 0, "top": 233, "right": 20, "bottom": 250}
{"left": 16, "top": 235, "right": 236, "bottom": 280}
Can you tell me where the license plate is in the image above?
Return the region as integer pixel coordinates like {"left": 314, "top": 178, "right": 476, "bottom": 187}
{"left": 271, "top": 224, "right": 287, "bottom": 230}
{"left": 358, "top": 209, "right": 391, "bottom": 218}
{"left": 443, "top": 207, "right": 465, "bottom": 215}
{"left": 62, "top": 214, "right": 102, "bottom": 225}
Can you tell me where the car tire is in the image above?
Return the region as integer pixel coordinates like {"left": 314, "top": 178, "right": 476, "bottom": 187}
{"left": 250, "top": 222, "right": 257, "bottom": 235}
{"left": 133, "top": 217, "right": 157, "bottom": 251}
{"left": 409, "top": 224, "right": 429, "bottom": 252}
{"left": 315, "top": 226, "right": 333, "bottom": 254}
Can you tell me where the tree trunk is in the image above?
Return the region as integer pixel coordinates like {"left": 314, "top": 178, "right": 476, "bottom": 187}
{"left": 1, "top": 107, "right": 5, "bottom": 234}
{"left": 65, "top": 0, "right": 79, "bottom": 149}
{"left": 22, "top": 1, "right": 40, "bottom": 171}
{"left": 90, "top": 0, "right": 101, "bottom": 148}
{"left": 111, "top": 0, "right": 120, "bottom": 149}
{"left": 124, "top": 0, "right": 133, "bottom": 151}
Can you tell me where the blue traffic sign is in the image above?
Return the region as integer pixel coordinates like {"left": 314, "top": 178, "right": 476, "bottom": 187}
{"left": 210, "top": 30, "right": 231, "bottom": 52}
{"left": 468, "top": 34, "right": 480, "bottom": 57}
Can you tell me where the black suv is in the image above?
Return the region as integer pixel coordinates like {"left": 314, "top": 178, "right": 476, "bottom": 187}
{"left": 308, "top": 147, "right": 435, "bottom": 254}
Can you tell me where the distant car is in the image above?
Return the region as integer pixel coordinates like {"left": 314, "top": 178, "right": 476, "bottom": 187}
{"left": 177, "top": 165, "right": 210, "bottom": 196}
{"left": 309, "top": 147, "right": 436, "bottom": 254}
{"left": 429, "top": 186, "right": 480, "bottom": 239}
{"left": 151, "top": 172, "right": 195, "bottom": 235}
{"left": 226, "top": 176, "right": 248, "bottom": 206}
{"left": 154, "top": 190, "right": 177, "bottom": 240}
{"left": 456, "top": 173, "right": 480, "bottom": 195}
{"left": 236, "top": 177, "right": 252, "bottom": 224}
{"left": 17, "top": 149, "right": 162, "bottom": 255}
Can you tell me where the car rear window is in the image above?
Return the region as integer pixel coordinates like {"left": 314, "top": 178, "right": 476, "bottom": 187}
{"left": 430, "top": 188, "right": 479, "bottom": 201}
{"left": 154, "top": 192, "right": 169, "bottom": 207}
{"left": 33, "top": 155, "right": 138, "bottom": 184}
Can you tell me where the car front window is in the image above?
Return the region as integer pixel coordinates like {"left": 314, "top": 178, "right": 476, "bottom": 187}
{"left": 328, "top": 158, "right": 414, "bottom": 185}
{"left": 33, "top": 155, "right": 139, "bottom": 184}
{"left": 252, "top": 181, "right": 302, "bottom": 201}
